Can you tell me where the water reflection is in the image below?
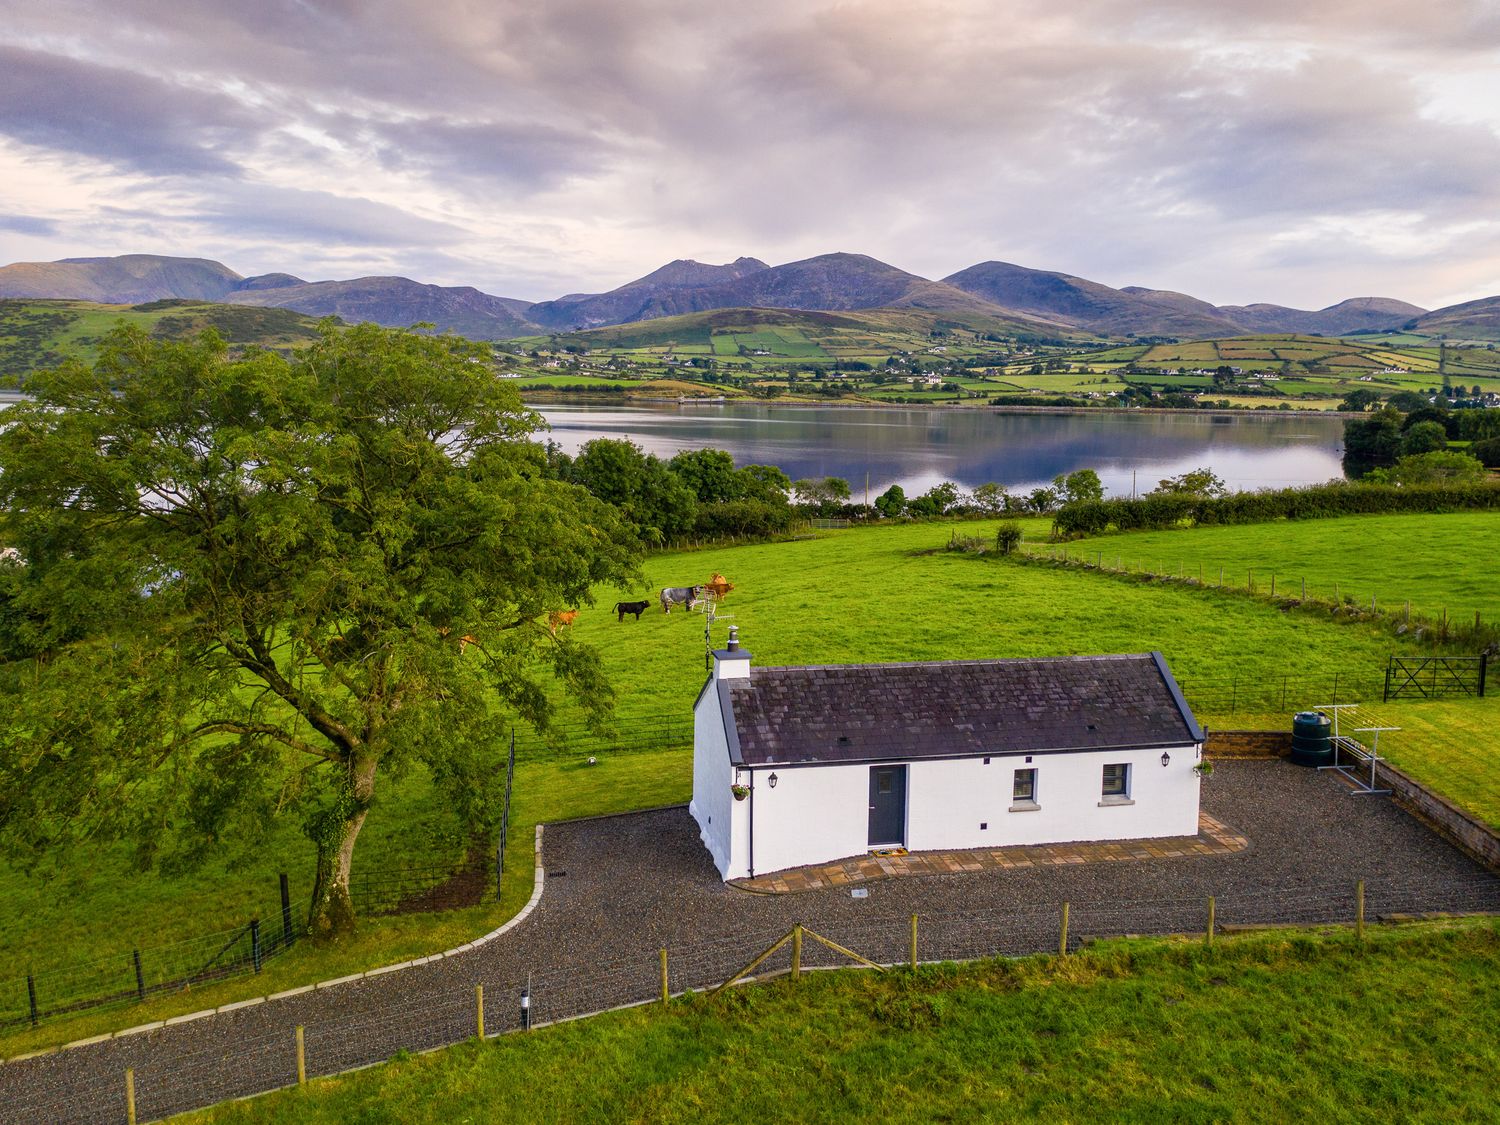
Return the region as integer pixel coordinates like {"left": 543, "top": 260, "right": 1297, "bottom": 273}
{"left": 534, "top": 402, "right": 1346, "bottom": 498}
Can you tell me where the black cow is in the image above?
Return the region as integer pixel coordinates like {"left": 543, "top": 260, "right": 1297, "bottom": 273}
{"left": 614, "top": 600, "right": 650, "bottom": 622}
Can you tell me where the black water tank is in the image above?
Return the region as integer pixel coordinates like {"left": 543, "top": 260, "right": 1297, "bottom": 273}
{"left": 1291, "top": 710, "right": 1333, "bottom": 767}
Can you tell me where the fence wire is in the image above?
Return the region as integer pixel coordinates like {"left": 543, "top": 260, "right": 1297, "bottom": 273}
{"left": 5, "top": 873, "right": 1496, "bottom": 1125}
{"left": 1, "top": 906, "right": 302, "bottom": 1034}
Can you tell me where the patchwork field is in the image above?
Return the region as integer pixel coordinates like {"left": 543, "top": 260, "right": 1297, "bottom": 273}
{"left": 1055, "top": 335, "right": 1500, "bottom": 401}
{"left": 185, "top": 921, "right": 1500, "bottom": 1125}
{"left": 4, "top": 513, "right": 1496, "bottom": 1053}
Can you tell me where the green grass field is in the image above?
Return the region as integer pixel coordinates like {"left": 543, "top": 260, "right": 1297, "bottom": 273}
{"left": 4, "top": 514, "right": 1496, "bottom": 1053}
{"left": 185, "top": 920, "right": 1500, "bottom": 1125}
{"left": 1056, "top": 511, "right": 1500, "bottom": 626}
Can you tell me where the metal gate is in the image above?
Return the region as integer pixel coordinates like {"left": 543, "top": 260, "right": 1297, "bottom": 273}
{"left": 1383, "top": 654, "right": 1488, "bottom": 700}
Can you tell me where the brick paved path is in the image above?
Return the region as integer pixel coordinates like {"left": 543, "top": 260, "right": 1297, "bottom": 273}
{"left": 734, "top": 812, "right": 1250, "bottom": 893}
{"left": 2, "top": 762, "right": 1496, "bottom": 1124}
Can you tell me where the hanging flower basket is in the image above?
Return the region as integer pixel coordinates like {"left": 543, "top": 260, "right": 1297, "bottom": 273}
{"left": 731, "top": 783, "right": 750, "bottom": 801}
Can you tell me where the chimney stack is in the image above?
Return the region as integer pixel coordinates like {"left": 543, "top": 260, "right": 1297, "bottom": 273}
{"left": 711, "top": 627, "right": 751, "bottom": 681}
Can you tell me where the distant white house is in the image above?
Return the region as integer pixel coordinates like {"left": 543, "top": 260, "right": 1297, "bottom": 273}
{"left": 690, "top": 635, "right": 1206, "bottom": 881}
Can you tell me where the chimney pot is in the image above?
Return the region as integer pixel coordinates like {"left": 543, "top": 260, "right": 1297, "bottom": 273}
{"left": 727, "top": 626, "right": 739, "bottom": 651}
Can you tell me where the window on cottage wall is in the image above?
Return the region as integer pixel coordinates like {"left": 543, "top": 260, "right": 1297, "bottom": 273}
{"left": 1012, "top": 768, "right": 1036, "bottom": 803}
{"left": 1102, "top": 763, "right": 1129, "bottom": 797}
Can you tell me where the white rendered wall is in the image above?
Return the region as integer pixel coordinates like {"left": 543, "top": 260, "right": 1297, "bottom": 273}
{"left": 739, "top": 761, "right": 872, "bottom": 879}
{"left": 689, "top": 683, "right": 734, "bottom": 878}
{"left": 905, "top": 744, "right": 1202, "bottom": 852}
{"left": 716, "top": 744, "right": 1202, "bottom": 879}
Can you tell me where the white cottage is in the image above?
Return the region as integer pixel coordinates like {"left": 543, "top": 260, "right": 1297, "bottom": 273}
{"left": 691, "top": 633, "right": 1206, "bottom": 881}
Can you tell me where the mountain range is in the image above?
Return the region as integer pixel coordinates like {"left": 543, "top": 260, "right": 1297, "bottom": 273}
{"left": 1, "top": 252, "right": 1493, "bottom": 342}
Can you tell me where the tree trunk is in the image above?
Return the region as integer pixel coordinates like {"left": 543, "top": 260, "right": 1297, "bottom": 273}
{"left": 307, "top": 756, "right": 377, "bottom": 939}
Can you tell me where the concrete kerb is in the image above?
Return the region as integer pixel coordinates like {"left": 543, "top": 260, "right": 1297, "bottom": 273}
{"left": 0, "top": 825, "right": 548, "bottom": 1065}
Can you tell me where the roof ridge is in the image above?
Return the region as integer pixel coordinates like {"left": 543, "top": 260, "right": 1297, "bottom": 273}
{"left": 746, "top": 653, "right": 1155, "bottom": 674}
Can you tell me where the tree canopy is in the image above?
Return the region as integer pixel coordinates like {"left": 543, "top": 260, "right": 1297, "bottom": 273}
{"left": 0, "top": 323, "right": 640, "bottom": 936}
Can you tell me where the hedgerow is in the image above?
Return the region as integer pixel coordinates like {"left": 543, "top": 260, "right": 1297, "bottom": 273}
{"left": 1052, "top": 480, "right": 1500, "bottom": 538}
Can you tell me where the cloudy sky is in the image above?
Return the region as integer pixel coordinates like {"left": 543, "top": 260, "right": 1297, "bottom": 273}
{"left": 2, "top": 0, "right": 1499, "bottom": 308}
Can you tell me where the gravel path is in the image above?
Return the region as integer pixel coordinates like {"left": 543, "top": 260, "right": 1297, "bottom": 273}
{"left": 3, "top": 760, "right": 1496, "bottom": 1124}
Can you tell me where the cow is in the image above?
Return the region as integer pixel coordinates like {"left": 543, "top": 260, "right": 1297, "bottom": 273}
{"left": 659, "top": 585, "right": 703, "bottom": 614}
{"left": 547, "top": 609, "right": 579, "bottom": 635}
{"left": 614, "top": 600, "right": 651, "bottom": 622}
{"left": 703, "top": 572, "right": 734, "bottom": 600}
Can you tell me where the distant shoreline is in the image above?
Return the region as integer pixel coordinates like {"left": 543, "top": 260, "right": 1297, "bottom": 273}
{"left": 521, "top": 390, "right": 1364, "bottom": 421}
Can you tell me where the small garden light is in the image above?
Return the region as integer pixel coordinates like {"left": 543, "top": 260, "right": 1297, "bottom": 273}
{"left": 1160, "top": 752, "right": 1171, "bottom": 768}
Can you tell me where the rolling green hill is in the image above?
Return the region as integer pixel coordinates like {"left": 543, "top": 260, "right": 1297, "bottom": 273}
{"left": 0, "top": 299, "right": 327, "bottom": 377}
{"left": 518, "top": 305, "right": 1084, "bottom": 366}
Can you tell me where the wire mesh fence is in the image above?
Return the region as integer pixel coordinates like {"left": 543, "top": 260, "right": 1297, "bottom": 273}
{"left": 349, "top": 855, "right": 491, "bottom": 917}
{"left": 0, "top": 900, "right": 301, "bottom": 1033}
{"left": 511, "top": 716, "right": 694, "bottom": 759}
{"left": 8, "top": 873, "right": 1496, "bottom": 1125}
{"left": 1175, "top": 667, "right": 1388, "bottom": 715}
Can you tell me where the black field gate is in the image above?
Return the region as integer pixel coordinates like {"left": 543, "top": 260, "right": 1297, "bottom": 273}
{"left": 1383, "top": 654, "right": 1488, "bottom": 700}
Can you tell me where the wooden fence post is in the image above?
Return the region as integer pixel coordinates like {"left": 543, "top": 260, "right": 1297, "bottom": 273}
{"left": 1059, "top": 902, "right": 1070, "bottom": 956}
{"left": 125, "top": 1069, "right": 136, "bottom": 1125}
{"left": 1356, "top": 880, "right": 1366, "bottom": 941}
{"left": 1206, "top": 896, "right": 1216, "bottom": 947}
{"left": 296, "top": 1025, "right": 306, "bottom": 1087}
{"left": 476, "top": 984, "right": 485, "bottom": 1039}
{"left": 133, "top": 950, "right": 145, "bottom": 1003}
{"left": 660, "top": 948, "right": 670, "bottom": 1005}
{"left": 910, "top": 914, "right": 919, "bottom": 970}
{"left": 791, "top": 924, "right": 803, "bottom": 981}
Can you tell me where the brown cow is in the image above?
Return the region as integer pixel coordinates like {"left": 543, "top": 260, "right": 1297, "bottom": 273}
{"left": 703, "top": 573, "right": 734, "bottom": 600}
{"left": 547, "top": 609, "right": 579, "bottom": 636}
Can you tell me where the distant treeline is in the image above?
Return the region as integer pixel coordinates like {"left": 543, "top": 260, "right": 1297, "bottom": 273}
{"left": 1343, "top": 402, "right": 1500, "bottom": 477}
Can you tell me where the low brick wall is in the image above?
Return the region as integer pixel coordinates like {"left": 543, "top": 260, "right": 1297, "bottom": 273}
{"left": 1207, "top": 729, "right": 1499, "bottom": 872}
{"left": 1206, "top": 730, "right": 1292, "bottom": 759}
{"left": 1373, "top": 758, "right": 1500, "bottom": 872}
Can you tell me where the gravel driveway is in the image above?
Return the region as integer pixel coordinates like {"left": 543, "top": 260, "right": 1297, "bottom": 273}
{"left": 3, "top": 760, "right": 1496, "bottom": 1124}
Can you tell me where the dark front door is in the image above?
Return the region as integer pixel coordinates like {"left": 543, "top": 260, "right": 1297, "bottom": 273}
{"left": 867, "top": 765, "right": 907, "bottom": 847}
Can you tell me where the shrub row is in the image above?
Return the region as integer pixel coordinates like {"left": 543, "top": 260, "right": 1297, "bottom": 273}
{"left": 1053, "top": 480, "right": 1500, "bottom": 537}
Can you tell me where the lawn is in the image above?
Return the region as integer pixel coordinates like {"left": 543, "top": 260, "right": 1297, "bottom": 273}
{"left": 185, "top": 920, "right": 1500, "bottom": 1125}
{"left": 4, "top": 516, "right": 1493, "bottom": 1053}
{"left": 1054, "top": 510, "right": 1500, "bottom": 627}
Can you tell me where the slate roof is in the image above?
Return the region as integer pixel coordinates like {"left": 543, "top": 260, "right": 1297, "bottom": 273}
{"left": 725, "top": 652, "right": 1203, "bottom": 767}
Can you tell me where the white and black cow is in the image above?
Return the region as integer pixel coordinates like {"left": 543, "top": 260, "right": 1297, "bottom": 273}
{"left": 659, "top": 585, "right": 703, "bottom": 614}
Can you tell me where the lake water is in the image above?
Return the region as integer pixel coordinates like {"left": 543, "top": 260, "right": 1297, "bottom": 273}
{"left": 533, "top": 402, "right": 1347, "bottom": 499}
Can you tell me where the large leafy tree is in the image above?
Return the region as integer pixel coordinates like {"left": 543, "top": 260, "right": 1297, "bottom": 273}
{"left": 0, "top": 324, "right": 639, "bottom": 937}
{"left": 565, "top": 438, "right": 697, "bottom": 543}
